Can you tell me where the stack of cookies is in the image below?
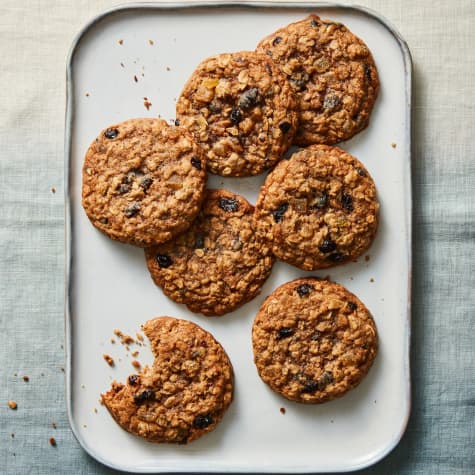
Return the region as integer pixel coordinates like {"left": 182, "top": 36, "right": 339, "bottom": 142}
{"left": 83, "top": 15, "right": 380, "bottom": 444}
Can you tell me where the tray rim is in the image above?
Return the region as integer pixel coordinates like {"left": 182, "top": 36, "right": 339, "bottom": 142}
{"left": 64, "top": 2, "right": 413, "bottom": 473}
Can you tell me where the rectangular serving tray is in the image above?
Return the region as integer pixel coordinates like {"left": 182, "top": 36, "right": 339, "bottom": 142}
{"left": 65, "top": 2, "right": 412, "bottom": 472}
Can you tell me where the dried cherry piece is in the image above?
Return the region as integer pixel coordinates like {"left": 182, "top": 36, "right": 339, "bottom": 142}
{"left": 272, "top": 203, "right": 288, "bottom": 223}
{"left": 193, "top": 414, "right": 213, "bottom": 429}
{"left": 156, "top": 254, "right": 172, "bottom": 268}
{"left": 218, "top": 197, "right": 239, "bottom": 212}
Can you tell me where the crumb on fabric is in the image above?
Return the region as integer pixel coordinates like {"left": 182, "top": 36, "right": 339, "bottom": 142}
{"left": 22, "top": 376, "right": 29, "bottom": 382}
{"left": 134, "top": 75, "right": 138, "bottom": 83}
{"left": 131, "top": 350, "right": 139, "bottom": 357}
{"left": 49, "top": 437, "right": 56, "bottom": 446}
{"left": 51, "top": 187, "right": 56, "bottom": 194}
{"left": 131, "top": 360, "right": 141, "bottom": 370}
{"left": 370, "top": 278, "right": 375, "bottom": 282}
{"left": 148, "top": 39, "right": 154, "bottom": 45}
{"left": 118, "top": 39, "right": 123, "bottom": 45}
{"left": 391, "top": 142, "right": 397, "bottom": 148}
{"left": 166, "top": 66, "right": 171, "bottom": 71}
{"left": 51, "top": 422, "right": 57, "bottom": 429}
{"left": 279, "top": 407, "right": 286, "bottom": 414}
{"left": 8, "top": 401, "right": 17, "bottom": 410}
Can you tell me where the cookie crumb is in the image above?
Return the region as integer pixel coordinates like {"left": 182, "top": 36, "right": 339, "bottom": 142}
{"left": 8, "top": 401, "right": 17, "bottom": 410}
{"left": 133, "top": 75, "right": 138, "bottom": 83}
{"left": 22, "top": 375, "right": 29, "bottom": 382}
{"left": 166, "top": 66, "right": 171, "bottom": 71}
{"left": 118, "top": 39, "right": 123, "bottom": 45}
{"left": 148, "top": 39, "right": 154, "bottom": 45}
{"left": 131, "top": 360, "right": 141, "bottom": 370}
{"left": 144, "top": 99, "right": 152, "bottom": 110}
{"left": 85, "top": 92, "right": 90, "bottom": 97}
{"left": 113, "top": 329, "right": 135, "bottom": 345}
{"left": 49, "top": 437, "right": 57, "bottom": 446}
{"left": 391, "top": 142, "right": 397, "bottom": 148}
{"left": 365, "top": 255, "right": 370, "bottom": 262}
{"left": 51, "top": 422, "right": 57, "bottom": 429}
{"left": 110, "top": 338, "right": 116, "bottom": 344}
{"left": 103, "top": 354, "right": 115, "bottom": 367}
{"left": 11, "top": 433, "right": 14, "bottom": 438}
{"left": 279, "top": 407, "right": 286, "bottom": 414}
{"left": 136, "top": 333, "right": 144, "bottom": 342}
{"left": 131, "top": 350, "right": 139, "bottom": 357}
{"left": 120, "top": 62, "right": 125, "bottom": 68}
{"left": 94, "top": 408, "right": 98, "bottom": 414}
{"left": 369, "top": 278, "right": 375, "bottom": 282}
{"left": 50, "top": 187, "right": 56, "bottom": 194}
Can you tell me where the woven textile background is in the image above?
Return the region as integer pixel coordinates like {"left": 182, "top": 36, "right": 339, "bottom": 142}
{"left": 0, "top": 0, "right": 473, "bottom": 474}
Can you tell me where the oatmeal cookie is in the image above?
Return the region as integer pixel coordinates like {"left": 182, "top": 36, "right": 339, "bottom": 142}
{"left": 175, "top": 51, "right": 297, "bottom": 176}
{"left": 82, "top": 118, "right": 206, "bottom": 247}
{"left": 256, "top": 15, "right": 379, "bottom": 145}
{"left": 252, "top": 277, "right": 378, "bottom": 403}
{"left": 253, "top": 145, "right": 379, "bottom": 270}
{"left": 101, "top": 316, "right": 234, "bottom": 443}
{"left": 145, "top": 189, "right": 274, "bottom": 316}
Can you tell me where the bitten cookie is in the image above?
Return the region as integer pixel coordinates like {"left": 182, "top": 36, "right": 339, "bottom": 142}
{"left": 253, "top": 145, "right": 379, "bottom": 270}
{"left": 82, "top": 118, "right": 206, "bottom": 247}
{"left": 176, "top": 51, "right": 297, "bottom": 176}
{"left": 145, "top": 189, "right": 275, "bottom": 316}
{"left": 256, "top": 15, "right": 379, "bottom": 145}
{"left": 252, "top": 278, "right": 378, "bottom": 403}
{"left": 101, "top": 316, "right": 234, "bottom": 443}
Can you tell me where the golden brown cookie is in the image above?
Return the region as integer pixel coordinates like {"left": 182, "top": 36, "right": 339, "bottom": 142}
{"left": 175, "top": 51, "right": 298, "bottom": 176}
{"left": 101, "top": 316, "right": 234, "bottom": 443}
{"left": 256, "top": 15, "right": 379, "bottom": 145}
{"left": 253, "top": 145, "right": 379, "bottom": 270}
{"left": 252, "top": 278, "right": 378, "bottom": 403}
{"left": 145, "top": 189, "right": 274, "bottom": 316}
{"left": 82, "top": 118, "right": 206, "bottom": 247}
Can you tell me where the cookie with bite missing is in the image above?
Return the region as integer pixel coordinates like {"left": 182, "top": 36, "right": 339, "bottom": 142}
{"left": 256, "top": 14, "right": 379, "bottom": 145}
{"left": 82, "top": 118, "right": 206, "bottom": 247}
{"left": 101, "top": 316, "right": 234, "bottom": 443}
{"left": 252, "top": 277, "right": 378, "bottom": 403}
{"left": 145, "top": 189, "right": 274, "bottom": 316}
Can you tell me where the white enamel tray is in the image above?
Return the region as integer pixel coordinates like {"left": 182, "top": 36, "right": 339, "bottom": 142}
{"left": 65, "top": 2, "right": 412, "bottom": 472}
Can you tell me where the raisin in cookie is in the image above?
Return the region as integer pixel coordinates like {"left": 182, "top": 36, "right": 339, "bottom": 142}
{"left": 252, "top": 278, "right": 378, "bottom": 403}
{"left": 145, "top": 189, "right": 274, "bottom": 316}
{"left": 256, "top": 15, "right": 379, "bottom": 145}
{"left": 82, "top": 118, "right": 206, "bottom": 247}
{"left": 101, "top": 316, "right": 234, "bottom": 443}
{"left": 253, "top": 145, "right": 379, "bottom": 270}
{"left": 176, "top": 51, "right": 297, "bottom": 176}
